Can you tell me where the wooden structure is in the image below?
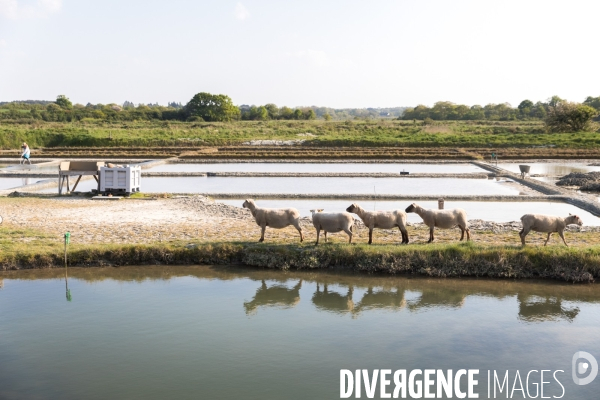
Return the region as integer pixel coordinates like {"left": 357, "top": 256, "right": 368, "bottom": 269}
{"left": 59, "top": 161, "right": 105, "bottom": 194}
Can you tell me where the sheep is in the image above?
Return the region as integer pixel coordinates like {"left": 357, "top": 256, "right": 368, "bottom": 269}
{"left": 309, "top": 209, "right": 354, "bottom": 244}
{"left": 345, "top": 203, "right": 408, "bottom": 244}
{"left": 519, "top": 213, "right": 583, "bottom": 246}
{"left": 242, "top": 199, "right": 303, "bottom": 242}
{"left": 405, "top": 202, "right": 470, "bottom": 243}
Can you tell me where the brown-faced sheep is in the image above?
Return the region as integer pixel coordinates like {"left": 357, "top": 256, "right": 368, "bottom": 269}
{"left": 310, "top": 209, "right": 354, "bottom": 244}
{"left": 242, "top": 199, "right": 303, "bottom": 242}
{"left": 405, "top": 202, "right": 470, "bottom": 243}
{"left": 519, "top": 214, "right": 583, "bottom": 246}
{"left": 345, "top": 203, "right": 408, "bottom": 244}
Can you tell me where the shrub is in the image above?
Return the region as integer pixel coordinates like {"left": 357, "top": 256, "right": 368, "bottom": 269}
{"left": 545, "top": 102, "right": 598, "bottom": 132}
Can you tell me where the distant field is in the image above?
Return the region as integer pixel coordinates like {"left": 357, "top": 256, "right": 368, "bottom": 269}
{"left": 0, "top": 120, "right": 598, "bottom": 159}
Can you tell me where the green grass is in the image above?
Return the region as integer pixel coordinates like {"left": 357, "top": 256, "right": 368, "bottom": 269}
{"left": 1, "top": 233, "right": 599, "bottom": 282}
{"left": 0, "top": 119, "right": 598, "bottom": 149}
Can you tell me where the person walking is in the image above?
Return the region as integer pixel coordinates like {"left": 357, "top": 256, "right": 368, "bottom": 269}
{"left": 20, "top": 142, "right": 31, "bottom": 165}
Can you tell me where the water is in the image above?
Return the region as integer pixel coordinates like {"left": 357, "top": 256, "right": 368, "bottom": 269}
{"left": 0, "top": 177, "right": 44, "bottom": 190}
{"left": 497, "top": 162, "right": 600, "bottom": 176}
{"left": 39, "top": 176, "right": 522, "bottom": 195}
{"left": 147, "top": 162, "right": 485, "bottom": 174}
{"left": 1, "top": 266, "right": 599, "bottom": 399}
{"left": 217, "top": 199, "right": 600, "bottom": 225}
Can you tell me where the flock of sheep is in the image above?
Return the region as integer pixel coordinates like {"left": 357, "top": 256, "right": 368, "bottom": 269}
{"left": 241, "top": 199, "right": 584, "bottom": 246}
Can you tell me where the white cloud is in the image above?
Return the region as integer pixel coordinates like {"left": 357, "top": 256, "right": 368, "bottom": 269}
{"left": 0, "top": 0, "right": 62, "bottom": 19}
{"left": 234, "top": 2, "right": 249, "bottom": 21}
{"left": 0, "top": 0, "right": 18, "bottom": 19}
{"left": 0, "top": 39, "right": 6, "bottom": 47}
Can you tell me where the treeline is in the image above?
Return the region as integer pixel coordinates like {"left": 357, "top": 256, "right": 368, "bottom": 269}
{"left": 0, "top": 93, "right": 405, "bottom": 123}
{"left": 402, "top": 96, "right": 600, "bottom": 121}
{"left": 240, "top": 105, "right": 405, "bottom": 120}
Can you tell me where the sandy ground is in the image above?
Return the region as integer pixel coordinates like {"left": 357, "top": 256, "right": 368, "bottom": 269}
{"left": 1, "top": 195, "right": 598, "bottom": 248}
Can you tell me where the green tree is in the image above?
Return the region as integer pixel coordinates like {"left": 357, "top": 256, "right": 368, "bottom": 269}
{"left": 518, "top": 100, "right": 534, "bottom": 117}
{"left": 56, "top": 95, "right": 73, "bottom": 109}
{"left": 264, "top": 103, "right": 279, "bottom": 119}
{"left": 293, "top": 109, "right": 303, "bottom": 120}
{"left": 248, "top": 106, "right": 269, "bottom": 120}
{"left": 545, "top": 102, "right": 598, "bottom": 132}
{"left": 185, "top": 92, "right": 240, "bottom": 122}
{"left": 547, "top": 95, "right": 565, "bottom": 108}
{"left": 279, "top": 106, "right": 294, "bottom": 119}
{"left": 323, "top": 113, "right": 332, "bottom": 121}
{"left": 304, "top": 109, "right": 316, "bottom": 120}
{"left": 583, "top": 96, "right": 600, "bottom": 111}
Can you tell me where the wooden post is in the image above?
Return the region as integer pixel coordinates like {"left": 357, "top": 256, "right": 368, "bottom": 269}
{"left": 71, "top": 175, "right": 83, "bottom": 192}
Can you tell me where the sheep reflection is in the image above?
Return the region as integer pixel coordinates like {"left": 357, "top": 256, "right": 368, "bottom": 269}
{"left": 406, "top": 287, "right": 466, "bottom": 311}
{"left": 351, "top": 287, "right": 406, "bottom": 316}
{"left": 517, "top": 294, "right": 580, "bottom": 322}
{"left": 311, "top": 283, "right": 354, "bottom": 314}
{"left": 243, "top": 280, "right": 302, "bottom": 315}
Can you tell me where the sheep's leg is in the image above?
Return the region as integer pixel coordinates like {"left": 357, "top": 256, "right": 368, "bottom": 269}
{"left": 466, "top": 228, "right": 471, "bottom": 241}
{"left": 520, "top": 228, "right": 529, "bottom": 246}
{"left": 399, "top": 227, "right": 409, "bottom": 244}
{"left": 315, "top": 228, "right": 320, "bottom": 245}
{"left": 324, "top": 231, "right": 328, "bottom": 243}
{"left": 292, "top": 220, "right": 304, "bottom": 242}
{"left": 459, "top": 227, "right": 465, "bottom": 241}
{"left": 368, "top": 228, "right": 373, "bottom": 244}
{"left": 428, "top": 227, "right": 434, "bottom": 243}
{"left": 259, "top": 225, "right": 266, "bottom": 242}
{"left": 544, "top": 232, "right": 552, "bottom": 246}
{"left": 558, "top": 230, "right": 568, "bottom": 247}
{"left": 344, "top": 228, "right": 352, "bottom": 244}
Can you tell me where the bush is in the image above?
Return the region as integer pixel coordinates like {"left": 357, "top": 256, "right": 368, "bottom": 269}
{"left": 545, "top": 102, "right": 598, "bottom": 132}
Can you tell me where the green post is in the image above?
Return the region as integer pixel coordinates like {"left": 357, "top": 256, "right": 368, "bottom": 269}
{"left": 64, "top": 232, "right": 72, "bottom": 301}
{"left": 64, "top": 231, "right": 70, "bottom": 267}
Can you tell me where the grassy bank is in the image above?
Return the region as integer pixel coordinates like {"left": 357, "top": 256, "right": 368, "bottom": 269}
{"left": 1, "top": 119, "right": 600, "bottom": 150}
{"left": 2, "top": 240, "right": 599, "bottom": 283}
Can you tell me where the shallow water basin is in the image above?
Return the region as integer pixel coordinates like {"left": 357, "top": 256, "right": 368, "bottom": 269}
{"left": 148, "top": 162, "right": 486, "bottom": 174}
{"left": 497, "top": 162, "right": 600, "bottom": 176}
{"left": 38, "top": 176, "right": 523, "bottom": 196}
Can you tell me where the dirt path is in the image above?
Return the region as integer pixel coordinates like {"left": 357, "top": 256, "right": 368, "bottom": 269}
{"left": 0, "top": 196, "right": 597, "bottom": 247}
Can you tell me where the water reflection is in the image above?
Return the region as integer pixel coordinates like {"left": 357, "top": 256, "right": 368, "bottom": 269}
{"left": 311, "top": 283, "right": 355, "bottom": 314}
{"left": 243, "top": 279, "right": 302, "bottom": 315}
{"left": 2, "top": 266, "right": 599, "bottom": 324}
{"left": 407, "top": 286, "right": 467, "bottom": 311}
{"left": 352, "top": 286, "right": 405, "bottom": 316}
{"left": 517, "top": 293, "right": 579, "bottom": 322}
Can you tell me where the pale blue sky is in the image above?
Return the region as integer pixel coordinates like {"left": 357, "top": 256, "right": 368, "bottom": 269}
{"left": 1, "top": 0, "right": 598, "bottom": 108}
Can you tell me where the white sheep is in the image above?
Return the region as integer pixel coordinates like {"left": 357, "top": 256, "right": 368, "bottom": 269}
{"left": 345, "top": 203, "right": 408, "bottom": 244}
{"left": 309, "top": 209, "right": 354, "bottom": 244}
{"left": 405, "top": 202, "right": 470, "bottom": 243}
{"left": 242, "top": 199, "right": 304, "bottom": 242}
{"left": 519, "top": 213, "right": 583, "bottom": 246}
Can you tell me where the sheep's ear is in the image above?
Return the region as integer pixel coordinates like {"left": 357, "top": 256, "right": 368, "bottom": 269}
{"left": 569, "top": 213, "right": 572, "bottom": 215}
{"left": 318, "top": 209, "right": 324, "bottom": 212}
{"left": 309, "top": 209, "right": 315, "bottom": 213}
